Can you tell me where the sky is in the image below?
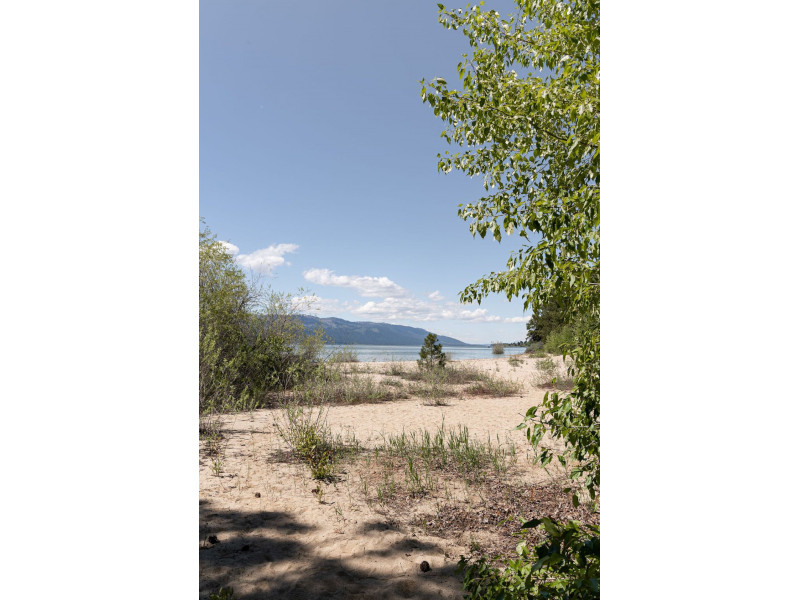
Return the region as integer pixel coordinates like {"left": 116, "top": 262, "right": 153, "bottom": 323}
{"left": 201, "top": 0, "right": 530, "bottom": 344}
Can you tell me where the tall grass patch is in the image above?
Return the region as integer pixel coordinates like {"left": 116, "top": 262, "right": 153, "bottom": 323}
{"left": 274, "top": 403, "right": 361, "bottom": 480}
{"left": 293, "top": 370, "right": 408, "bottom": 405}
{"left": 359, "top": 420, "right": 518, "bottom": 501}
{"left": 464, "top": 374, "right": 522, "bottom": 397}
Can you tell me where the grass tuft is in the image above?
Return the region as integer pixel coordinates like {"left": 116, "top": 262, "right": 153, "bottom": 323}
{"left": 274, "top": 403, "right": 361, "bottom": 480}
{"left": 533, "top": 356, "right": 574, "bottom": 390}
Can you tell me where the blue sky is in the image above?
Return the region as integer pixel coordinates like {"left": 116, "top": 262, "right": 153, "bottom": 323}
{"left": 201, "top": 0, "right": 529, "bottom": 344}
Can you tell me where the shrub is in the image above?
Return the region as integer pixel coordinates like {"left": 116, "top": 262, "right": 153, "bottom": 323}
{"left": 409, "top": 368, "right": 457, "bottom": 404}
{"left": 387, "top": 361, "right": 406, "bottom": 376}
{"left": 329, "top": 346, "right": 359, "bottom": 363}
{"left": 459, "top": 519, "right": 599, "bottom": 600}
{"left": 464, "top": 374, "right": 521, "bottom": 397}
{"left": 199, "top": 224, "right": 325, "bottom": 414}
{"left": 491, "top": 342, "right": 505, "bottom": 355}
{"left": 543, "top": 323, "right": 575, "bottom": 355}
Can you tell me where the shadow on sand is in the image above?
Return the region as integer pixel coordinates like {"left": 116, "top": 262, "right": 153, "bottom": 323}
{"left": 199, "top": 500, "right": 462, "bottom": 600}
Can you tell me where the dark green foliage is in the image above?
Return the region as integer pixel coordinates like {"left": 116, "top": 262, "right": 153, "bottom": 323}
{"left": 458, "top": 519, "right": 599, "bottom": 599}
{"left": 418, "top": 333, "right": 447, "bottom": 370}
{"left": 542, "top": 309, "right": 599, "bottom": 356}
{"left": 526, "top": 296, "right": 571, "bottom": 344}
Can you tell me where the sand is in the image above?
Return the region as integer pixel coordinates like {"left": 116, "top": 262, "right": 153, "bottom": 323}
{"left": 199, "top": 354, "right": 574, "bottom": 600}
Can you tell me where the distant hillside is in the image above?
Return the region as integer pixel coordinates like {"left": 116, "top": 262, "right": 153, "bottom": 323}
{"left": 298, "top": 315, "right": 472, "bottom": 347}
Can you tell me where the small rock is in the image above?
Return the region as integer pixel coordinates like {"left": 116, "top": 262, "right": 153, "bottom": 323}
{"left": 420, "top": 561, "right": 431, "bottom": 573}
{"left": 254, "top": 492, "right": 261, "bottom": 498}
{"left": 207, "top": 535, "right": 219, "bottom": 545}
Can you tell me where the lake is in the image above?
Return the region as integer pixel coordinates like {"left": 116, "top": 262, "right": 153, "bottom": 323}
{"left": 322, "top": 344, "right": 527, "bottom": 363}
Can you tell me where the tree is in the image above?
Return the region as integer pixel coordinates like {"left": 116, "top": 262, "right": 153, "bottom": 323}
{"left": 421, "top": 1, "right": 599, "bottom": 597}
{"left": 526, "top": 295, "right": 570, "bottom": 344}
{"left": 418, "top": 333, "right": 447, "bottom": 370}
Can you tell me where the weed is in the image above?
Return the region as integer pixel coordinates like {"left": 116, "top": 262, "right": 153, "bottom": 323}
{"left": 508, "top": 355, "right": 523, "bottom": 367}
{"left": 377, "top": 471, "right": 398, "bottom": 504}
{"left": 387, "top": 361, "right": 407, "bottom": 376}
{"left": 312, "top": 485, "right": 325, "bottom": 503}
{"left": 274, "top": 403, "right": 361, "bottom": 480}
{"left": 464, "top": 374, "right": 521, "bottom": 397}
{"left": 210, "top": 587, "right": 235, "bottom": 600}
{"left": 409, "top": 368, "right": 457, "bottom": 404}
{"left": 201, "top": 415, "right": 228, "bottom": 475}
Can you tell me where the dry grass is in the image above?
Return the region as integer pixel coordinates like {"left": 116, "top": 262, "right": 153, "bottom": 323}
{"left": 533, "top": 356, "right": 574, "bottom": 390}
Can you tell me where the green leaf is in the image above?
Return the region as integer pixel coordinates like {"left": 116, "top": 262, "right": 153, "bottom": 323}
{"left": 520, "top": 518, "right": 542, "bottom": 529}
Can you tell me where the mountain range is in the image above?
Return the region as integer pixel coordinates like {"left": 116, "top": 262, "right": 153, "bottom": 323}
{"left": 298, "top": 315, "right": 474, "bottom": 346}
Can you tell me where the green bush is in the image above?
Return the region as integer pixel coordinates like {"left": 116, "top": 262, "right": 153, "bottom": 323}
{"left": 459, "top": 519, "right": 599, "bottom": 599}
{"left": 543, "top": 312, "right": 600, "bottom": 357}
{"left": 491, "top": 342, "right": 505, "bottom": 355}
{"left": 199, "top": 224, "right": 325, "bottom": 414}
{"left": 543, "top": 324, "right": 575, "bottom": 355}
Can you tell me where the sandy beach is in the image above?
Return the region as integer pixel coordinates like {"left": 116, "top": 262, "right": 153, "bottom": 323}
{"left": 199, "top": 354, "right": 592, "bottom": 599}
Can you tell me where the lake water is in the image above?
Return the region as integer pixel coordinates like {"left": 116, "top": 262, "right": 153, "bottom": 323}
{"left": 322, "top": 344, "right": 527, "bottom": 363}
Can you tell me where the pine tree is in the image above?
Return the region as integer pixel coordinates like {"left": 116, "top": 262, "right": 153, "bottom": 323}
{"left": 418, "top": 333, "right": 446, "bottom": 370}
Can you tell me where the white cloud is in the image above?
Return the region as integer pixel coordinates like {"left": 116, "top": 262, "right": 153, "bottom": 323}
{"left": 503, "top": 316, "right": 529, "bottom": 323}
{"left": 303, "top": 268, "right": 527, "bottom": 325}
{"left": 217, "top": 241, "right": 239, "bottom": 255}
{"left": 303, "top": 268, "right": 410, "bottom": 298}
{"left": 290, "top": 295, "right": 355, "bottom": 317}
{"left": 351, "top": 297, "right": 504, "bottom": 323}
{"left": 234, "top": 243, "right": 298, "bottom": 275}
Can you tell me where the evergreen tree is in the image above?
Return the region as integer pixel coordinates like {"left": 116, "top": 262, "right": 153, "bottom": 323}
{"left": 418, "top": 333, "right": 446, "bottom": 369}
